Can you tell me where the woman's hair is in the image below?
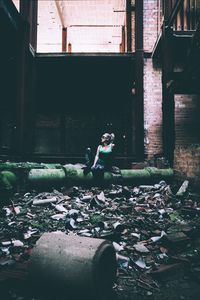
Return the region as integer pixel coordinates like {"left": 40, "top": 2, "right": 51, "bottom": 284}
{"left": 102, "top": 133, "right": 115, "bottom": 143}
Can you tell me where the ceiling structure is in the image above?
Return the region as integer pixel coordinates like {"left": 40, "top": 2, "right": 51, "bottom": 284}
{"left": 37, "top": 0, "right": 62, "bottom": 53}
{"left": 37, "top": 0, "right": 126, "bottom": 53}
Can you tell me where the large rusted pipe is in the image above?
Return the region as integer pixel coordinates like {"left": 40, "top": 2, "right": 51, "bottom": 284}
{"left": 28, "top": 168, "right": 66, "bottom": 187}
{"left": 28, "top": 232, "right": 117, "bottom": 299}
{"left": 28, "top": 167, "right": 173, "bottom": 186}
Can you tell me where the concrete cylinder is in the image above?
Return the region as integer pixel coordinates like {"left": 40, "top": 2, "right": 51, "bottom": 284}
{"left": 29, "top": 232, "right": 117, "bottom": 299}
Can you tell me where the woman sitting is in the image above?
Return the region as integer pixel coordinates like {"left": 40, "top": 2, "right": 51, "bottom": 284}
{"left": 84, "top": 133, "right": 115, "bottom": 179}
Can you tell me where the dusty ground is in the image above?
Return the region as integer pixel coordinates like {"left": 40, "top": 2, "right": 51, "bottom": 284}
{"left": 0, "top": 180, "right": 200, "bottom": 300}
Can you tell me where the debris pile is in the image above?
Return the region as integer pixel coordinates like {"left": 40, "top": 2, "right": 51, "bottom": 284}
{"left": 1, "top": 180, "right": 200, "bottom": 299}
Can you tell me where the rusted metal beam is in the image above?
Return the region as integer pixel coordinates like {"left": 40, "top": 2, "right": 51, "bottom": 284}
{"left": 126, "top": 0, "right": 132, "bottom": 52}
{"left": 62, "top": 27, "right": 67, "bottom": 52}
{"left": 69, "top": 25, "right": 122, "bottom": 27}
{"left": 19, "top": 0, "right": 38, "bottom": 51}
{"left": 29, "top": 0, "right": 38, "bottom": 51}
{"left": 13, "top": 2, "right": 38, "bottom": 157}
{"left": 120, "top": 25, "right": 125, "bottom": 53}
{"left": 161, "top": 23, "right": 175, "bottom": 166}
{"left": 25, "top": 47, "right": 37, "bottom": 156}
{"left": 162, "top": 86, "right": 175, "bottom": 166}
{"left": 135, "top": 0, "right": 144, "bottom": 161}
{"left": 36, "top": 53, "right": 135, "bottom": 58}
{"left": 68, "top": 43, "right": 72, "bottom": 53}
{"left": 16, "top": 1, "right": 37, "bottom": 157}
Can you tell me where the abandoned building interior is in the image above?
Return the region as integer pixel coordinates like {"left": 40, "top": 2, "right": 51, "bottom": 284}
{"left": 0, "top": 0, "right": 200, "bottom": 173}
{"left": 0, "top": 0, "right": 200, "bottom": 299}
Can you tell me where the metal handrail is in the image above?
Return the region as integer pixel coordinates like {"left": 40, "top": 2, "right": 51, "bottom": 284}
{"left": 165, "top": 0, "right": 184, "bottom": 27}
{"left": 164, "top": 0, "right": 199, "bottom": 31}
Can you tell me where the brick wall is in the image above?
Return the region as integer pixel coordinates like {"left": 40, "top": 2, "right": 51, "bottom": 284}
{"left": 175, "top": 95, "right": 200, "bottom": 147}
{"left": 143, "top": 59, "right": 163, "bottom": 159}
{"left": 173, "top": 95, "right": 200, "bottom": 186}
{"left": 174, "top": 145, "right": 200, "bottom": 188}
{"left": 143, "top": 0, "right": 160, "bottom": 52}
{"left": 131, "top": 12, "right": 135, "bottom": 52}
{"left": 142, "top": 1, "right": 200, "bottom": 187}
{"left": 142, "top": 1, "right": 163, "bottom": 160}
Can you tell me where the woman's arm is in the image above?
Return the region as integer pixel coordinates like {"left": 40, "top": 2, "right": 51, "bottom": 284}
{"left": 91, "top": 145, "right": 100, "bottom": 168}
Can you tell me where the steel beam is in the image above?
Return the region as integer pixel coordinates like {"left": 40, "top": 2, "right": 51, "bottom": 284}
{"left": 126, "top": 0, "right": 132, "bottom": 52}
{"left": 135, "top": 0, "right": 144, "bottom": 161}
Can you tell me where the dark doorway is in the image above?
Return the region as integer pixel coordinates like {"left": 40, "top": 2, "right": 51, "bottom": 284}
{"left": 35, "top": 55, "right": 135, "bottom": 163}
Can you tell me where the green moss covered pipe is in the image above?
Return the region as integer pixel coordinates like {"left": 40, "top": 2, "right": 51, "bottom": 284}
{"left": 0, "top": 171, "right": 17, "bottom": 189}
{"left": 0, "top": 171, "right": 17, "bottom": 205}
{"left": 28, "top": 167, "right": 173, "bottom": 186}
{"left": 28, "top": 168, "right": 66, "bottom": 186}
{"left": 0, "top": 162, "right": 62, "bottom": 171}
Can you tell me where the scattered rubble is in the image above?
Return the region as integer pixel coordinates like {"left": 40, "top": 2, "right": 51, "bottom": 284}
{"left": 0, "top": 179, "right": 200, "bottom": 299}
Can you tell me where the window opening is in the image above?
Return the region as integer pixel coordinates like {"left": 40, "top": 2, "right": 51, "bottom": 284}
{"left": 37, "top": 0, "right": 127, "bottom": 53}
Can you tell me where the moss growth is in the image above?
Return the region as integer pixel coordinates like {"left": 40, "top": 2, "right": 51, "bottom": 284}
{"left": 0, "top": 171, "right": 17, "bottom": 191}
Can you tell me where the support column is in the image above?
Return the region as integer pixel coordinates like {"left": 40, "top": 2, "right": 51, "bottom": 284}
{"left": 68, "top": 43, "right": 72, "bottom": 53}
{"left": 62, "top": 28, "right": 67, "bottom": 52}
{"left": 20, "top": 0, "right": 38, "bottom": 50}
{"left": 126, "top": 0, "right": 132, "bottom": 52}
{"left": 13, "top": 0, "right": 38, "bottom": 159}
{"left": 29, "top": 0, "right": 38, "bottom": 51}
{"left": 164, "top": 0, "right": 172, "bottom": 20}
{"left": 19, "top": 0, "right": 30, "bottom": 19}
{"left": 25, "top": 47, "right": 37, "bottom": 158}
{"left": 15, "top": 22, "right": 30, "bottom": 157}
{"left": 162, "top": 24, "right": 175, "bottom": 166}
{"left": 120, "top": 26, "right": 125, "bottom": 53}
{"left": 27, "top": 1, "right": 37, "bottom": 159}
{"left": 135, "top": 0, "right": 144, "bottom": 161}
